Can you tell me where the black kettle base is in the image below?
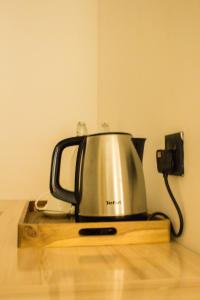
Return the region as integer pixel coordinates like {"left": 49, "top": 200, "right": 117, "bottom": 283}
{"left": 76, "top": 213, "right": 148, "bottom": 223}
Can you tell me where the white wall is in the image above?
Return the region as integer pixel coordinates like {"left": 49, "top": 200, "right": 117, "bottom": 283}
{"left": 98, "top": 0, "right": 200, "bottom": 254}
{"left": 0, "top": 0, "right": 98, "bottom": 199}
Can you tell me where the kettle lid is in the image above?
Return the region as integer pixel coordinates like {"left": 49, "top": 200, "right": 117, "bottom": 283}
{"left": 87, "top": 132, "right": 132, "bottom": 137}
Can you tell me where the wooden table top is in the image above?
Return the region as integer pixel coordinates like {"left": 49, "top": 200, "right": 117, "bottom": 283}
{"left": 1, "top": 200, "right": 200, "bottom": 299}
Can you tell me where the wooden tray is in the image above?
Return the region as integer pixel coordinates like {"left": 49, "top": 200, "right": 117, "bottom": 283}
{"left": 18, "top": 201, "right": 170, "bottom": 248}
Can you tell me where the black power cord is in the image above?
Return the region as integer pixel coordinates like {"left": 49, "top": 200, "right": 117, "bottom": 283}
{"left": 148, "top": 173, "right": 184, "bottom": 238}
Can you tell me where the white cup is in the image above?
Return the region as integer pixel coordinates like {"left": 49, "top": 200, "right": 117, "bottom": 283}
{"left": 35, "top": 192, "right": 75, "bottom": 217}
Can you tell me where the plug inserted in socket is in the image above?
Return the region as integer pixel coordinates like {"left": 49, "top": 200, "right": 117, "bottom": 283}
{"left": 165, "top": 132, "right": 184, "bottom": 176}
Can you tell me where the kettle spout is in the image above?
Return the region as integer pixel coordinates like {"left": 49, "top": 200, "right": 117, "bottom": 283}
{"left": 132, "top": 138, "right": 146, "bottom": 162}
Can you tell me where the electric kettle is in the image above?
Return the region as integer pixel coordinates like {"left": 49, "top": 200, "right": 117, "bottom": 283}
{"left": 50, "top": 132, "right": 147, "bottom": 222}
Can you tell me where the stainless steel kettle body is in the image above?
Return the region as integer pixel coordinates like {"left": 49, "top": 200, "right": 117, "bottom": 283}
{"left": 50, "top": 132, "right": 147, "bottom": 222}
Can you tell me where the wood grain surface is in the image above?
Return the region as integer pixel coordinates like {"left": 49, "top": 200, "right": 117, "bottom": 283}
{"left": 1, "top": 200, "right": 200, "bottom": 299}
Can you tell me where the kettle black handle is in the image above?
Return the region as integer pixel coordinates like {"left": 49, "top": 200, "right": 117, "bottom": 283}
{"left": 49, "top": 136, "right": 85, "bottom": 205}
{"left": 132, "top": 138, "right": 146, "bottom": 162}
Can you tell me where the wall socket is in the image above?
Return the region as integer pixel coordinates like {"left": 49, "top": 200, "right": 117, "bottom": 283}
{"left": 165, "top": 132, "right": 184, "bottom": 176}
